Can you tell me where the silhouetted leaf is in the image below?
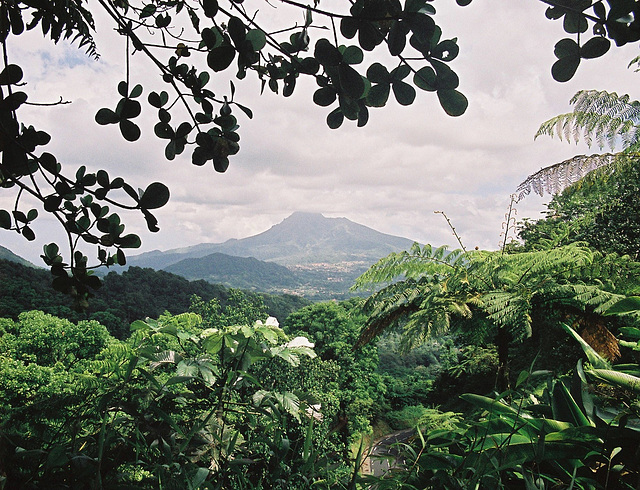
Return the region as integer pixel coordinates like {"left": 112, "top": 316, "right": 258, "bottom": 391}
{"left": 119, "top": 119, "right": 141, "bottom": 141}
{"left": 95, "top": 108, "right": 119, "bottom": 125}
{"left": 0, "top": 64, "right": 23, "bottom": 85}
{"left": 437, "top": 89, "right": 468, "bottom": 116}
{"left": 139, "top": 182, "right": 170, "bottom": 210}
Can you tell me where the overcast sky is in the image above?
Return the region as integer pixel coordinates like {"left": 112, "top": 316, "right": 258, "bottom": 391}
{"left": 3, "top": 0, "right": 640, "bottom": 265}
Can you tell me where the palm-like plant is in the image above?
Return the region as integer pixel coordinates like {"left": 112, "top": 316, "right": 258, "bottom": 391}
{"left": 354, "top": 242, "right": 632, "bottom": 389}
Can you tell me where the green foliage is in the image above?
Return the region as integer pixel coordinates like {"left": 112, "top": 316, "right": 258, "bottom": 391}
{"left": 280, "top": 302, "right": 386, "bottom": 447}
{"left": 0, "top": 258, "right": 311, "bottom": 338}
{"left": 2, "top": 309, "right": 364, "bottom": 488}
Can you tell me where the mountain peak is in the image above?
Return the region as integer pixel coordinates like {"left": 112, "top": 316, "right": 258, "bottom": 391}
{"left": 283, "top": 211, "right": 325, "bottom": 221}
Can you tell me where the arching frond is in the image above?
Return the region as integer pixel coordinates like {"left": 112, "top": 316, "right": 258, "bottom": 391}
{"left": 515, "top": 153, "right": 619, "bottom": 201}
{"left": 352, "top": 243, "right": 466, "bottom": 290}
{"left": 535, "top": 90, "right": 640, "bottom": 150}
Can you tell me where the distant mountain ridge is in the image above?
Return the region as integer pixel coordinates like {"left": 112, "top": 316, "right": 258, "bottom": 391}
{"left": 0, "top": 245, "right": 38, "bottom": 268}
{"left": 127, "top": 212, "right": 418, "bottom": 299}
{"left": 128, "top": 212, "right": 416, "bottom": 269}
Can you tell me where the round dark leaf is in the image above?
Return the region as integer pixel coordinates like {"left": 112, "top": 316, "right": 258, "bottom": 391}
{"left": 154, "top": 122, "right": 174, "bottom": 139}
{"left": 357, "top": 104, "right": 369, "bottom": 127}
{"left": 148, "top": 91, "right": 162, "bottom": 108}
{"left": 246, "top": 29, "right": 267, "bottom": 51}
{"left": 0, "top": 210, "right": 11, "bottom": 229}
{"left": 432, "top": 40, "right": 460, "bottom": 62}
{"left": 116, "top": 249, "right": 126, "bottom": 265}
{"left": 414, "top": 66, "right": 437, "bottom": 91}
{"left": 314, "top": 39, "right": 342, "bottom": 67}
{"left": 44, "top": 195, "right": 62, "bottom": 212}
{"left": 139, "top": 182, "right": 170, "bottom": 210}
{"left": 456, "top": 0, "right": 472, "bottom": 5}
{"left": 117, "top": 81, "right": 128, "bottom": 97}
{"left": 119, "top": 119, "right": 141, "bottom": 142}
{"left": 22, "top": 226, "right": 35, "bottom": 241}
{"left": 118, "top": 233, "right": 142, "bottom": 248}
{"left": 340, "top": 17, "right": 358, "bottom": 39}
{"left": 119, "top": 99, "right": 142, "bottom": 119}
{"left": 203, "top": 0, "right": 218, "bottom": 18}
{"left": 437, "top": 89, "right": 468, "bottom": 116}
{"left": 359, "top": 22, "right": 384, "bottom": 51}
{"left": 387, "top": 20, "right": 407, "bottom": 56}
{"left": 580, "top": 36, "right": 610, "bottom": 59}
{"left": 342, "top": 45, "right": 364, "bottom": 65}
{"left": 165, "top": 140, "right": 177, "bottom": 160}
{"left": 95, "top": 108, "right": 119, "bottom": 125}
{"left": 213, "top": 156, "right": 230, "bottom": 173}
{"left": 207, "top": 45, "right": 236, "bottom": 72}
{"left": 390, "top": 64, "right": 411, "bottom": 81}
{"left": 554, "top": 38, "right": 580, "bottom": 59}
{"left": 366, "top": 62, "right": 390, "bottom": 83}
{"left": 0, "top": 91, "right": 27, "bottom": 111}
{"left": 192, "top": 146, "right": 211, "bottom": 166}
{"left": 338, "top": 64, "right": 365, "bottom": 99}
{"left": 432, "top": 60, "right": 459, "bottom": 90}
{"left": 551, "top": 55, "right": 580, "bottom": 82}
{"left": 313, "top": 87, "right": 337, "bottom": 107}
{"left": 366, "top": 83, "right": 390, "bottom": 107}
{"left": 0, "top": 64, "right": 23, "bottom": 85}
{"left": 326, "top": 108, "right": 344, "bottom": 129}
{"left": 129, "top": 84, "right": 143, "bottom": 98}
{"left": 392, "top": 81, "right": 416, "bottom": 106}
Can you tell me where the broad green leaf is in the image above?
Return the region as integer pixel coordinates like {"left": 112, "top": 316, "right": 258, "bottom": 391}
{"left": 551, "top": 379, "right": 593, "bottom": 427}
{"left": 588, "top": 369, "right": 640, "bottom": 394}
{"left": 561, "top": 323, "right": 610, "bottom": 369}
{"left": 604, "top": 296, "right": 640, "bottom": 316}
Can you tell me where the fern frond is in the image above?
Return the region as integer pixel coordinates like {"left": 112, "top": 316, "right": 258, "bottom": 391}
{"left": 515, "top": 153, "right": 620, "bottom": 201}
{"left": 536, "top": 90, "right": 640, "bottom": 151}
{"left": 352, "top": 243, "right": 465, "bottom": 290}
